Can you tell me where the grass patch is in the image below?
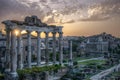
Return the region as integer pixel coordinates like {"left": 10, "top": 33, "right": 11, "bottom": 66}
{"left": 78, "top": 60, "right": 105, "bottom": 65}
{"left": 73, "top": 57, "right": 91, "bottom": 62}
{"left": 111, "top": 71, "right": 120, "bottom": 76}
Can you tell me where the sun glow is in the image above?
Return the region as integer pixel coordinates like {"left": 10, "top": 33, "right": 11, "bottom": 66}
{"left": 21, "top": 30, "right": 26, "bottom": 34}
{"left": 14, "top": 29, "right": 20, "bottom": 36}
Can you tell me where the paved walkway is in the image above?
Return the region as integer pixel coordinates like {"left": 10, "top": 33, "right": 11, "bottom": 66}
{"left": 90, "top": 64, "right": 120, "bottom": 80}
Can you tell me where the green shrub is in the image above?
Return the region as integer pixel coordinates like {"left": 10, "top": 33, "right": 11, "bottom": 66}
{"left": 73, "top": 61, "right": 78, "bottom": 66}
{"left": 0, "top": 74, "right": 4, "bottom": 79}
{"left": 17, "top": 65, "right": 62, "bottom": 76}
{"left": 97, "top": 65, "right": 103, "bottom": 69}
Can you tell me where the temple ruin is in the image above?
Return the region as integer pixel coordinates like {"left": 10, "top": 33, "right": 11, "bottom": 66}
{"left": 2, "top": 15, "right": 64, "bottom": 79}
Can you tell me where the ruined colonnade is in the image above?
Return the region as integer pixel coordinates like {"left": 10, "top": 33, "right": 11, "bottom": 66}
{"left": 2, "top": 16, "right": 64, "bottom": 79}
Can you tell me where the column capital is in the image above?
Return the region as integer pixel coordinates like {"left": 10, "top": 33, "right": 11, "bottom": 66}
{"left": 11, "top": 28, "right": 15, "bottom": 31}
{"left": 27, "top": 30, "right": 32, "bottom": 33}
{"left": 44, "top": 31, "right": 49, "bottom": 35}
{"left": 36, "top": 31, "right": 41, "bottom": 34}
{"left": 5, "top": 28, "right": 12, "bottom": 32}
{"left": 58, "top": 32, "right": 63, "bottom": 34}
{"left": 52, "top": 32, "right": 56, "bottom": 34}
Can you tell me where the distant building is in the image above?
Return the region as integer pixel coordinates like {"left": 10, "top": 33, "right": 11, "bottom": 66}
{"left": 63, "top": 36, "right": 79, "bottom": 40}
{"left": 78, "top": 32, "right": 120, "bottom": 54}
{"left": 85, "top": 36, "right": 108, "bottom": 53}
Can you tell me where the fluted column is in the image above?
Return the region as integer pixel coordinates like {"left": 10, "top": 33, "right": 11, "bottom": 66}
{"left": 45, "top": 32, "right": 49, "bottom": 65}
{"left": 10, "top": 29, "right": 18, "bottom": 78}
{"left": 5, "top": 28, "right": 11, "bottom": 72}
{"left": 17, "top": 31, "right": 23, "bottom": 69}
{"left": 52, "top": 32, "right": 56, "bottom": 64}
{"left": 37, "top": 31, "right": 41, "bottom": 66}
{"left": 27, "top": 30, "right": 32, "bottom": 68}
{"left": 59, "top": 32, "right": 63, "bottom": 65}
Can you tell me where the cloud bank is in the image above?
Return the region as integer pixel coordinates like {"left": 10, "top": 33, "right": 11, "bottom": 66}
{"left": 0, "top": 0, "right": 120, "bottom": 24}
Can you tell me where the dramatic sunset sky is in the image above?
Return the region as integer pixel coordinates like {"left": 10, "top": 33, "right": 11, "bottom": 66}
{"left": 0, "top": 0, "right": 120, "bottom": 37}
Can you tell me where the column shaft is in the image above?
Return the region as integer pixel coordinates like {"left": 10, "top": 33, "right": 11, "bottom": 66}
{"left": 45, "top": 32, "right": 49, "bottom": 65}
{"left": 37, "top": 31, "right": 41, "bottom": 66}
{"left": 10, "top": 29, "right": 18, "bottom": 75}
{"left": 70, "top": 40, "right": 72, "bottom": 60}
{"left": 59, "top": 32, "right": 63, "bottom": 65}
{"left": 5, "top": 28, "right": 11, "bottom": 72}
{"left": 27, "top": 31, "right": 32, "bottom": 68}
{"left": 17, "top": 32, "right": 23, "bottom": 69}
{"left": 52, "top": 32, "right": 56, "bottom": 64}
{"left": 69, "top": 40, "right": 73, "bottom": 66}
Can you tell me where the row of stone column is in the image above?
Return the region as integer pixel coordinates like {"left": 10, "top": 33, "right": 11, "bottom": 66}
{"left": 5, "top": 29, "right": 64, "bottom": 79}
{"left": 5, "top": 29, "right": 64, "bottom": 70}
{"left": 26, "top": 31, "right": 63, "bottom": 68}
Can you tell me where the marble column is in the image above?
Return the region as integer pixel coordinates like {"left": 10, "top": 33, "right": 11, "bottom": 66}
{"left": 45, "top": 32, "right": 49, "bottom": 65}
{"left": 10, "top": 29, "right": 18, "bottom": 78}
{"left": 5, "top": 28, "right": 11, "bottom": 72}
{"left": 69, "top": 40, "right": 73, "bottom": 66}
{"left": 52, "top": 32, "right": 56, "bottom": 64}
{"left": 17, "top": 31, "right": 23, "bottom": 69}
{"left": 59, "top": 32, "right": 63, "bottom": 65}
{"left": 37, "top": 31, "right": 41, "bottom": 66}
{"left": 27, "top": 31, "right": 32, "bottom": 68}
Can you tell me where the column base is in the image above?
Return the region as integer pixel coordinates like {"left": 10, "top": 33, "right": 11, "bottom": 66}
{"left": 69, "top": 62, "right": 73, "bottom": 66}
{"left": 69, "top": 59, "right": 73, "bottom": 66}
{"left": 9, "top": 72, "right": 18, "bottom": 80}
{"left": 20, "top": 64, "right": 24, "bottom": 69}
{"left": 5, "top": 72, "right": 18, "bottom": 80}
{"left": 28, "top": 65, "right": 32, "bottom": 68}
{"left": 5, "top": 68, "right": 10, "bottom": 73}
{"left": 45, "top": 71, "right": 49, "bottom": 80}
{"left": 59, "top": 62, "right": 64, "bottom": 67}
{"left": 37, "top": 64, "right": 41, "bottom": 67}
{"left": 53, "top": 61, "right": 57, "bottom": 65}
